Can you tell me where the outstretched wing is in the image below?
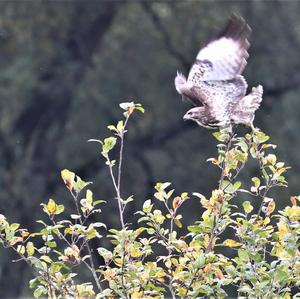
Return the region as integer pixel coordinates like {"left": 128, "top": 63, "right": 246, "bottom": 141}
{"left": 191, "top": 76, "right": 248, "bottom": 123}
{"left": 174, "top": 72, "right": 203, "bottom": 107}
{"left": 188, "top": 15, "right": 251, "bottom": 85}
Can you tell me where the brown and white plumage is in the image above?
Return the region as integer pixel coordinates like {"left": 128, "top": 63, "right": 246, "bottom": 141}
{"left": 175, "top": 15, "right": 263, "bottom": 129}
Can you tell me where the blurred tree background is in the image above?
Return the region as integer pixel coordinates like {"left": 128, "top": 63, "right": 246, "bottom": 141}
{"left": 1, "top": 0, "right": 300, "bottom": 296}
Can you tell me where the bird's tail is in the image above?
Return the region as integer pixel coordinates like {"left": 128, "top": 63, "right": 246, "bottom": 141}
{"left": 174, "top": 71, "right": 187, "bottom": 95}
{"left": 246, "top": 84, "right": 263, "bottom": 110}
{"left": 251, "top": 85, "right": 263, "bottom": 99}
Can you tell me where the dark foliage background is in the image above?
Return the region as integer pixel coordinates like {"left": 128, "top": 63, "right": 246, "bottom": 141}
{"left": 0, "top": 1, "right": 300, "bottom": 296}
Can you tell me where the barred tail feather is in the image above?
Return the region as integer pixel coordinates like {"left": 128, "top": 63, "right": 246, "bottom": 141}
{"left": 231, "top": 84, "right": 264, "bottom": 127}
{"left": 174, "top": 72, "right": 187, "bottom": 95}
{"left": 245, "top": 84, "right": 263, "bottom": 110}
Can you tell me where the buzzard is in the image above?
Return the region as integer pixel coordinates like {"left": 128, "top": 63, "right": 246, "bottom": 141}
{"left": 175, "top": 15, "right": 263, "bottom": 130}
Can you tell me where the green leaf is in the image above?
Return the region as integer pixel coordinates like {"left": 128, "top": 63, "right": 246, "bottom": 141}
{"left": 243, "top": 201, "right": 254, "bottom": 214}
{"left": 223, "top": 239, "right": 242, "bottom": 247}
{"left": 101, "top": 137, "right": 117, "bottom": 158}
{"left": 50, "top": 262, "right": 63, "bottom": 272}
{"left": 252, "top": 177, "right": 261, "bottom": 188}
{"left": 116, "top": 120, "right": 124, "bottom": 132}
{"left": 10, "top": 223, "right": 20, "bottom": 231}
{"left": 33, "top": 286, "right": 47, "bottom": 298}
{"left": 97, "top": 247, "right": 112, "bottom": 261}
{"left": 142, "top": 200, "right": 152, "bottom": 213}
{"left": 45, "top": 241, "right": 57, "bottom": 248}
{"left": 123, "top": 195, "right": 134, "bottom": 204}
{"left": 275, "top": 267, "right": 289, "bottom": 283}
{"left": 213, "top": 131, "right": 228, "bottom": 142}
{"left": 236, "top": 140, "right": 248, "bottom": 153}
{"left": 26, "top": 242, "right": 35, "bottom": 256}
{"left": 73, "top": 175, "right": 91, "bottom": 193}
{"left": 93, "top": 199, "right": 106, "bottom": 206}
{"left": 155, "top": 182, "right": 171, "bottom": 191}
{"left": 220, "top": 180, "right": 240, "bottom": 194}
{"left": 55, "top": 204, "right": 64, "bottom": 215}
{"left": 262, "top": 168, "right": 269, "bottom": 183}
{"left": 135, "top": 105, "right": 145, "bottom": 113}
{"left": 238, "top": 249, "right": 249, "bottom": 261}
{"left": 40, "top": 255, "right": 52, "bottom": 263}
{"left": 194, "top": 253, "right": 205, "bottom": 269}
{"left": 254, "top": 131, "right": 270, "bottom": 144}
{"left": 107, "top": 125, "right": 118, "bottom": 132}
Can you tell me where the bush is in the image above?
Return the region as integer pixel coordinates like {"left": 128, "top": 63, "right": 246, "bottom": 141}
{"left": 0, "top": 102, "right": 299, "bottom": 298}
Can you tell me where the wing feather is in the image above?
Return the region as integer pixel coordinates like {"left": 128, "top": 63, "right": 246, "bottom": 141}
{"left": 188, "top": 15, "right": 251, "bottom": 83}
{"left": 191, "top": 76, "right": 247, "bottom": 123}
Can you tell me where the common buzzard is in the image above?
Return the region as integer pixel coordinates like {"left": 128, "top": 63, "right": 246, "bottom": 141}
{"left": 175, "top": 15, "right": 263, "bottom": 130}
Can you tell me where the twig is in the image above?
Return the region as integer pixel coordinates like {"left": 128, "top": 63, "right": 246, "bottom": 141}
{"left": 107, "top": 156, "right": 125, "bottom": 228}
{"left": 205, "top": 132, "right": 234, "bottom": 254}
{"left": 70, "top": 191, "right": 103, "bottom": 293}
{"left": 4, "top": 238, "right": 61, "bottom": 294}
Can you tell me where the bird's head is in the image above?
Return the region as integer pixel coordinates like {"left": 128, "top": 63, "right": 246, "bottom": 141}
{"left": 183, "top": 107, "right": 203, "bottom": 122}
{"left": 183, "top": 107, "right": 216, "bottom": 129}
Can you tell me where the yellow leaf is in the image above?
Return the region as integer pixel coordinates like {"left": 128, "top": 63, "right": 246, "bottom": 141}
{"left": 130, "top": 248, "right": 142, "bottom": 258}
{"left": 26, "top": 241, "right": 35, "bottom": 256}
{"left": 131, "top": 291, "right": 143, "bottom": 299}
{"left": 204, "top": 234, "right": 210, "bottom": 249}
{"left": 114, "top": 258, "right": 122, "bottom": 266}
{"left": 165, "top": 258, "right": 171, "bottom": 268}
{"left": 40, "top": 255, "right": 52, "bottom": 263}
{"left": 61, "top": 169, "right": 75, "bottom": 191}
{"left": 215, "top": 267, "right": 225, "bottom": 279}
{"left": 174, "top": 218, "right": 182, "bottom": 228}
{"left": 277, "top": 221, "right": 289, "bottom": 238}
{"left": 17, "top": 245, "right": 25, "bottom": 255}
{"left": 153, "top": 210, "right": 165, "bottom": 224}
{"left": 223, "top": 239, "right": 242, "bottom": 247}
{"left": 266, "top": 200, "right": 276, "bottom": 215}
{"left": 46, "top": 198, "right": 57, "bottom": 214}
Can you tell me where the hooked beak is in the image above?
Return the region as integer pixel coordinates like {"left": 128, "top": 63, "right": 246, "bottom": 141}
{"left": 183, "top": 113, "right": 190, "bottom": 121}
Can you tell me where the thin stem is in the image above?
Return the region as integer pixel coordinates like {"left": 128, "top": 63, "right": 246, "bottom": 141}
{"left": 205, "top": 132, "right": 234, "bottom": 254}
{"left": 70, "top": 191, "right": 103, "bottom": 293}
{"left": 117, "top": 116, "right": 130, "bottom": 227}
{"left": 45, "top": 235, "right": 54, "bottom": 299}
{"left": 163, "top": 201, "right": 176, "bottom": 298}
{"left": 107, "top": 114, "right": 131, "bottom": 229}
{"left": 5, "top": 239, "right": 61, "bottom": 293}
{"left": 120, "top": 239, "right": 129, "bottom": 299}
{"left": 107, "top": 156, "right": 125, "bottom": 228}
{"left": 163, "top": 201, "right": 175, "bottom": 255}
{"left": 117, "top": 116, "right": 129, "bottom": 201}
{"left": 184, "top": 267, "right": 203, "bottom": 298}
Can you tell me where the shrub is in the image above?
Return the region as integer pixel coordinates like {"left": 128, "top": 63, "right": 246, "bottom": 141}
{"left": 0, "top": 102, "right": 299, "bottom": 298}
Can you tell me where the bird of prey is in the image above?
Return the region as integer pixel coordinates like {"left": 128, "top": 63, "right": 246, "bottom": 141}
{"left": 175, "top": 15, "right": 263, "bottom": 130}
